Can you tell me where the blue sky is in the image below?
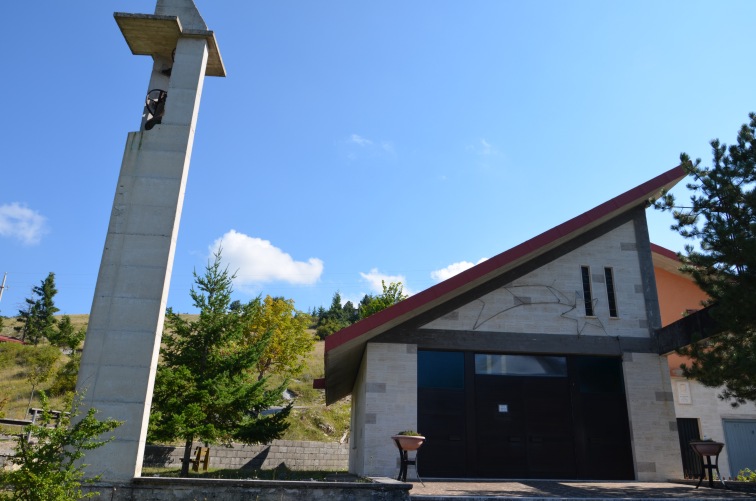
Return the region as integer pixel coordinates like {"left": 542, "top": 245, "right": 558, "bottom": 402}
{"left": 1, "top": 1, "right": 755, "bottom": 316}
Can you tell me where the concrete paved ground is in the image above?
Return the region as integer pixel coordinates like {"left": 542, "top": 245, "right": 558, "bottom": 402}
{"left": 406, "top": 480, "right": 756, "bottom": 500}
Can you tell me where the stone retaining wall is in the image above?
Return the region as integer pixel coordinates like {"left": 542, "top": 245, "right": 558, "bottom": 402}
{"left": 143, "top": 439, "right": 349, "bottom": 471}
{"left": 84, "top": 477, "right": 410, "bottom": 501}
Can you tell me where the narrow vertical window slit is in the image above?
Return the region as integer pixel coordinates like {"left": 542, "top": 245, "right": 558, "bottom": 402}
{"left": 581, "top": 266, "right": 594, "bottom": 316}
{"left": 605, "top": 267, "right": 618, "bottom": 317}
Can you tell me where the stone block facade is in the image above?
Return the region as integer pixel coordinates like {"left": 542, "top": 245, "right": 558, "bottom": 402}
{"left": 350, "top": 342, "right": 417, "bottom": 478}
{"left": 623, "top": 352, "right": 681, "bottom": 480}
{"left": 423, "top": 221, "right": 652, "bottom": 339}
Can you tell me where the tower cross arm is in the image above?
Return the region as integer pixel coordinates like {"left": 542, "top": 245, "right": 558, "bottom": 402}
{"left": 114, "top": 12, "right": 225, "bottom": 77}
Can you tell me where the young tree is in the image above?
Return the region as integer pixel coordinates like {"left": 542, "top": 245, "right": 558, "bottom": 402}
{"left": 0, "top": 393, "right": 121, "bottom": 501}
{"left": 243, "top": 295, "right": 314, "bottom": 381}
{"left": 47, "top": 316, "right": 87, "bottom": 397}
{"left": 47, "top": 315, "right": 86, "bottom": 352}
{"left": 14, "top": 273, "right": 59, "bottom": 345}
{"left": 20, "top": 345, "right": 60, "bottom": 412}
{"left": 148, "top": 253, "right": 291, "bottom": 477}
{"left": 358, "top": 281, "right": 409, "bottom": 320}
{"left": 656, "top": 112, "right": 756, "bottom": 404}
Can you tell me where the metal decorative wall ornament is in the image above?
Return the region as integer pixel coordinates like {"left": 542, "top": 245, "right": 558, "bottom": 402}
{"left": 472, "top": 283, "right": 607, "bottom": 335}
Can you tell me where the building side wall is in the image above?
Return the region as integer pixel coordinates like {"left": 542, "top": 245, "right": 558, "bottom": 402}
{"left": 422, "top": 221, "right": 649, "bottom": 339}
{"left": 655, "top": 268, "right": 708, "bottom": 326}
{"left": 671, "top": 377, "right": 756, "bottom": 478}
{"left": 654, "top": 256, "right": 756, "bottom": 479}
{"left": 623, "top": 352, "right": 681, "bottom": 480}
{"left": 351, "top": 343, "right": 417, "bottom": 478}
{"left": 348, "top": 349, "right": 368, "bottom": 474}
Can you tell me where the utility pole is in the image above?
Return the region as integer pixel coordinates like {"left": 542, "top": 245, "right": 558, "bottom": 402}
{"left": 0, "top": 272, "right": 7, "bottom": 302}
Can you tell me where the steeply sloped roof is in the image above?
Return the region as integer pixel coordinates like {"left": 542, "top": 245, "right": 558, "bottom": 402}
{"left": 322, "top": 166, "right": 686, "bottom": 404}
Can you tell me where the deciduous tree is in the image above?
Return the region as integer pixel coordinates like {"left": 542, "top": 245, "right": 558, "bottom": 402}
{"left": 20, "top": 345, "right": 60, "bottom": 412}
{"left": 0, "top": 393, "right": 121, "bottom": 501}
{"left": 358, "top": 281, "right": 408, "bottom": 320}
{"left": 656, "top": 112, "right": 756, "bottom": 404}
{"left": 243, "top": 295, "right": 314, "bottom": 381}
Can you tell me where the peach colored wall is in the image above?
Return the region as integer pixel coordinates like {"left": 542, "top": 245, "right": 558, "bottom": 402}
{"left": 654, "top": 268, "right": 708, "bottom": 327}
{"left": 654, "top": 265, "right": 708, "bottom": 375}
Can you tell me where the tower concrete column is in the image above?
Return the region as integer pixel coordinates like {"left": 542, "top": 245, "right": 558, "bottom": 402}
{"left": 75, "top": 0, "right": 224, "bottom": 482}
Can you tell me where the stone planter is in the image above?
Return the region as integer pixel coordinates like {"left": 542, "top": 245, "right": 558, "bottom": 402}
{"left": 391, "top": 435, "right": 425, "bottom": 451}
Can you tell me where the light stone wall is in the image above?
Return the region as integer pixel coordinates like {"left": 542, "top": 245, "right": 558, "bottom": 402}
{"left": 422, "top": 221, "right": 650, "bottom": 338}
{"left": 349, "top": 347, "right": 368, "bottom": 474}
{"left": 351, "top": 343, "right": 417, "bottom": 479}
{"left": 671, "top": 376, "right": 756, "bottom": 478}
{"left": 623, "top": 352, "right": 681, "bottom": 480}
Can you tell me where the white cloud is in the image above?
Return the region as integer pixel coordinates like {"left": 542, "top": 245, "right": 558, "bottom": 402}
{"left": 0, "top": 203, "right": 48, "bottom": 245}
{"left": 359, "top": 268, "right": 411, "bottom": 295}
{"left": 210, "top": 230, "right": 323, "bottom": 287}
{"left": 431, "top": 258, "right": 488, "bottom": 282}
{"left": 344, "top": 134, "right": 396, "bottom": 160}
{"left": 467, "top": 138, "right": 498, "bottom": 156}
{"left": 350, "top": 134, "right": 373, "bottom": 147}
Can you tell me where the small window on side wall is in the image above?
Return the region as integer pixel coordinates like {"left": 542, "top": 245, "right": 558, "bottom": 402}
{"left": 604, "top": 267, "right": 618, "bottom": 318}
{"left": 581, "top": 265, "right": 594, "bottom": 316}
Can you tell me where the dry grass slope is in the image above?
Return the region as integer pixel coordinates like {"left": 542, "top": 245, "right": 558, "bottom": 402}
{"left": 0, "top": 315, "right": 350, "bottom": 442}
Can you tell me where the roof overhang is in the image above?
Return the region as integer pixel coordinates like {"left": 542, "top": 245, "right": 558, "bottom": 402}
{"left": 114, "top": 13, "right": 226, "bottom": 77}
{"left": 650, "top": 242, "right": 690, "bottom": 277}
{"left": 322, "top": 166, "right": 687, "bottom": 404}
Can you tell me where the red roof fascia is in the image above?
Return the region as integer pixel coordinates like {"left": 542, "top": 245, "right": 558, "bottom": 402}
{"left": 325, "top": 166, "right": 686, "bottom": 353}
{"left": 650, "top": 243, "right": 680, "bottom": 261}
{"left": 0, "top": 336, "right": 24, "bottom": 344}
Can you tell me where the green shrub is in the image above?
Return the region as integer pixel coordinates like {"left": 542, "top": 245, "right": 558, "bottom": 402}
{"left": 0, "top": 393, "right": 121, "bottom": 501}
{"left": 737, "top": 468, "right": 756, "bottom": 482}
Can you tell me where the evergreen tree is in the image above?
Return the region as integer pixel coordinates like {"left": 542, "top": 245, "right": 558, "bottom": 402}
{"left": 15, "top": 272, "right": 59, "bottom": 345}
{"left": 656, "top": 112, "right": 756, "bottom": 404}
{"left": 148, "top": 252, "right": 290, "bottom": 477}
{"left": 314, "top": 291, "right": 352, "bottom": 340}
{"left": 48, "top": 315, "right": 86, "bottom": 351}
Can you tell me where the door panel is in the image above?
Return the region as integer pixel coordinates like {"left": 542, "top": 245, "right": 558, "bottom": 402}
{"left": 677, "top": 418, "right": 702, "bottom": 479}
{"left": 418, "top": 387, "right": 466, "bottom": 476}
{"left": 474, "top": 374, "right": 575, "bottom": 478}
{"left": 474, "top": 375, "right": 527, "bottom": 477}
{"left": 723, "top": 419, "right": 756, "bottom": 478}
{"left": 417, "top": 351, "right": 466, "bottom": 477}
{"left": 417, "top": 351, "right": 634, "bottom": 480}
{"left": 571, "top": 357, "right": 634, "bottom": 480}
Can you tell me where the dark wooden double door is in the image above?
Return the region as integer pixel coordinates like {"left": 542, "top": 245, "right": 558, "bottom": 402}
{"left": 417, "top": 351, "right": 634, "bottom": 479}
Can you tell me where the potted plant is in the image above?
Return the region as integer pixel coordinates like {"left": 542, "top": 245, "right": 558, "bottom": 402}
{"left": 391, "top": 430, "right": 425, "bottom": 451}
{"left": 689, "top": 437, "right": 724, "bottom": 456}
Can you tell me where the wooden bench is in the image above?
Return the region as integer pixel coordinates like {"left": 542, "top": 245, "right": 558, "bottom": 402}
{"left": 190, "top": 446, "right": 210, "bottom": 472}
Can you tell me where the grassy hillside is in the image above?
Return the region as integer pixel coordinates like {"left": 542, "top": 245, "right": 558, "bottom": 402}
{"left": 0, "top": 315, "right": 350, "bottom": 443}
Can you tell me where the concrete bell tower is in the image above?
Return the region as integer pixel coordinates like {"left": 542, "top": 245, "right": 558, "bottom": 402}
{"left": 75, "top": 0, "right": 224, "bottom": 482}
